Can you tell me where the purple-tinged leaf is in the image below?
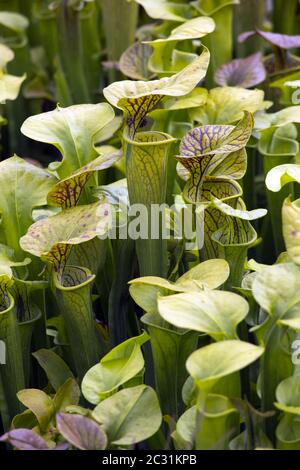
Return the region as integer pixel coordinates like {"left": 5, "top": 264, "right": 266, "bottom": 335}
{"left": 20, "top": 202, "right": 111, "bottom": 274}
{"left": 180, "top": 111, "right": 253, "bottom": 157}
{"left": 176, "top": 113, "right": 253, "bottom": 204}
{"left": 119, "top": 42, "right": 153, "bottom": 81}
{"left": 56, "top": 413, "right": 107, "bottom": 450}
{"left": 103, "top": 48, "right": 210, "bottom": 138}
{"left": 53, "top": 442, "right": 70, "bottom": 450}
{"left": 0, "top": 429, "right": 70, "bottom": 451}
{"left": 180, "top": 125, "right": 233, "bottom": 157}
{"left": 264, "top": 53, "right": 300, "bottom": 74}
{"left": 238, "top": 31, "right": 256, "bottom": 43}
{"left": 0, "top": 429, "right": 48, "bottom": 450}
{"left": 215, "top": 53, "right": 266, "bottom": 88}
{"left": 47, "top": 150, "right": 122, "bottom": 209}
{"left": 239, "top": 29, "right": 300, "bottom": 50}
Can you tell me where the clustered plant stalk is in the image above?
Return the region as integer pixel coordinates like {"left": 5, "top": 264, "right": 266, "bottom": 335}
{"left": 1, "top": 0, "right": 300, "bottom": 453}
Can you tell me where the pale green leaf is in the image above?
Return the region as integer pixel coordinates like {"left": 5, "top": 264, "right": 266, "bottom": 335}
{"left": 0, "top": 156, "right": 56, "bottom": 258}
{"left": 0, "top": 44, "right": 14, "bottom": 69}
{"left": 92, "top": 385, "right": 162, "bottom": 445}
{"left": 129, "top": 277, "right": 185, "bottom": 314}
{"left": 145, "top": 17, "right": 215, "bottom": 45}
{"left": 255, "top": 106, "right": 300, "bottom": 131}
{"left": 20, "top": 202, "right": 111, "bottom": 271}
{"left": 53, "top": 378, "right": 80, "bottom": 413}
{"left": 275, "top": 376, "right": 300, "bottom": 415}
{"left": 129, "top": 259, "right": 229, "bottom": 314}
{"left": 212, "top": 198, "right": 267, "bottom": 221}
{"left": 252, "top": 263, "right": 300, "bottom": 318}
{"left": 134, "top": 0, "right": 190, "bottom": 21}
{"left": 176, "top": 259, "right": 229, "bottom": 289}
{"left": 81, "top": 332, "right": 149, "bottom": 405}
{"left": 158, "top": 290, "right": 249, "bottom": 340}
{"left": 21, "top": 103, "right": 115, "bottom": 179}
{"left": 0, "top": 73, "right": 25, "bottom": 103}
{"left": 159, "top": 88, "right": 208, "bottom": 111}
{"left": 186, "top": 340, "right": 264, "bottom": 391}
{"left": 17, "top": 389, "right": 55, "bottom": 432}
{"left": 190, "top": 87, "right": 270, "bottom": 124}
{"left": 0, "top": 11, "right": 29, "bottom": 33}
{"left": 104, "top": 50, "right": 210, "bottom": 107}
{"left": 282, "top": 198, "right": 300, "bottom": 265}
{"left": 266, "top": 164, "right": 300, "bottom": 192}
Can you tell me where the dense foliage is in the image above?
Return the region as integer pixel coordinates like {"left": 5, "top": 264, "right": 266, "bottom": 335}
{"left": 1, "top": 0, "right": 300, "bottom": 451}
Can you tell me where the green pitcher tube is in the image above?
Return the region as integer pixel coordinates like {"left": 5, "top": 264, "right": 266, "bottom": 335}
{"left": 53, "top": 265, "right": 104, "bottom": 381}
{"left": 12, "top": 277, "right": 46, "bottom": 382}
{"left": 195, "top": 394, "right": 239, "bottom": 450}
{"left": 18, "top": 307, "right": 41, "bottom": 383}
{"left": 276, "top": 414, "right": 300, "bottom": 450}
{"left": 124, "top": 131, "right": 176, "bottom": 277}
{"left": 141, "top": 313, "right": 199, "bottom": 418}
{"left": 174, "top": 393, "right": 239, "bottom": 450}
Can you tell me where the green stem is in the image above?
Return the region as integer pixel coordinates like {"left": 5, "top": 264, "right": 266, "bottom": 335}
{"left": 0, "top": 0, "right": 19, "bottom": 10}
{"left": 200, "top": 2, "right": 236, "bottom": 88}
{"left": 108, "top": 238, "right": 136, "bottom": 346}
{"left": 55, "top": 0, "right": 90, "bottom": 103}
{"left": 31, "top": 288, "right": 48, "bottom": 352}
{"left": 273, "top": 0, "right": 298, "bottom": 34}
{"left": 33, "top": 1, "right": 59, "bottom": 72}
{"left": 234, "top": 0, "right": 265, "bottom": 57}
{"left": 80, "top": 2, "right": 102, "bottom": 97}
{"left": 54, "top": 66, "right": 73, "bottom": 106}
{"left": 6, "top": 38, "right": 30, "bottom": 155}
{"left": 100, "top": 0, "right": 138, "bottom": 82}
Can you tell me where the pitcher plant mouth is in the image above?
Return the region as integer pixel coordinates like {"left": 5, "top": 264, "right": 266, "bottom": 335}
{"left": 0, "top": 291, "right": 15, "bottom": 315}
{"left": 123, "top": 129, "right": 177, "bottom": 147}
{"left": 52, "top": 265, "right": 96, "bottom": 290}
